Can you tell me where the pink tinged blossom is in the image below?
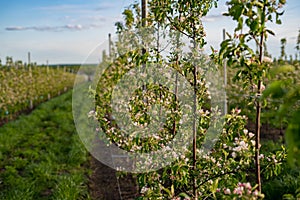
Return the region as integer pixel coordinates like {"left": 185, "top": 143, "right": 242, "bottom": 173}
{"left": 235, "top": 108, "right": 241, "bottom": 114}
{"left": 249, "top": 132, "right": 255, "bottom": 138}
{"left": 251, "top": 83, "right": 265, "bottom": 92}
{"left": 232, "top": 152, "right": 237, "bottom": 158}
{"left": 233, "top": 188, "right": 239, "bottom": 195}
{"left": 88, "top": 110, "right": 96, "bottom": 117}
{"left": 88, "top": 110, "right": 95, "bottom": 115}
{"left": 261, "top": 83, "right": 266, "bottom": 91}
{"left": 233, "top": 187, "right": 243, "bottom": 195}
{"left": 258, "top": 154, "right": 264, "bottom": 159}
{"left": 244, "top": 182, "right": 252, "bottom": 190}
{"left": 211, "top": 157, "right": 216, "bottom": 163}
{"left": 272, "top": 155, "right": 276, "bottom": 160}
{"left": 253, "top": 190, "right": 259, "bottom": 196}
{"left": 224, "top": 188, "right": 231, "bottom": 194}
{"left": 233, "top": 186, "right": 243, "bottom": 195}
{"left": 236, "top": 188, "right": 243, "bottom": 195}
{"left": 251, "top": 84, "right": 258, "bottom": 91}
{"left": 239, "top": 141, "right": 247, "bottom": 148}
{"left": 262, "top": 56, "right": 272, "bottom": 63}
{"left": 140, "top": 186, "right": 149, "bottom": 194}
{"left": 247, "top": 189, "right": 251, "bottom": 195}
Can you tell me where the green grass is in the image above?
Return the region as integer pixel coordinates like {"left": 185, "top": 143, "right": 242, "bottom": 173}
{"left": 0, "top": 89, "right": 91, "bottom": 200}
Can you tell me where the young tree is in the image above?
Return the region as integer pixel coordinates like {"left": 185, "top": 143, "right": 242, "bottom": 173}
{"left": 89, "top": 0, "right": 290, "bottom": 199}
{"left": 280, "top": 37, "right": 287, "bottom": 61}
{"left": 296, "top": 29, "right": 300, "bottom": 61}
{"left": 150, "top": 1, "right": 218, "bottom": 198}
{"left": 6, "top": 56, "right": 13, "bottom": 67}
{"left": 219, "top": 0, "right": 286, "bottom": 192}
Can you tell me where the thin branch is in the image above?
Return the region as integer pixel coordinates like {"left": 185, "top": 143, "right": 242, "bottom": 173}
{"left": 159, "top": 41, "right": 172, "bottom": 53}
{"left": 252, "top": 34, "right": 261, "bottom": 47}
{"left": 195, "top": 169, "right": 238, "bottom": 190}
{"left": 165, "top": 15, "right": 191, "bottom": 39}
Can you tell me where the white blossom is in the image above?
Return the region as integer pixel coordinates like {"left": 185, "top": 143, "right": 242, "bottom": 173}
{"left": 249, "top": 132, "right": 255, "bottom": 138}
{"left": 263, "top": 56, "right": 272, "bottom": 63}
{"left": 232, "top": 152, "right": 237, "bottom": 158}
{"left": 140, "top": 186, "right": 149, "bottom": 194}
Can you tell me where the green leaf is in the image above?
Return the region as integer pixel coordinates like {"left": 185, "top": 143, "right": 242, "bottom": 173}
{"left": 162, "top": 187, "right": 172, "bottom": 196}
{"left": 277, "top": 10, "right": 285, "bottom": 16}
{"left": 253, "top": 1, "right": 264, "bottom": 8}
{"left": 211, "top": 178, "right": 219, "bottom": 192}
{"left": 231, "top": 4, "right": 244, "bottom": 20}
{"left": 250, "top": 20, "right": 259, "bottom": 32}
{"left": 245, "top": 18, "right": 251, "bottom": 26}
{"left": 171, "top": 184, "right": 174, "bottom": 196}
{"left": 282, "top": 194, "right": 296, "bottom": 200}
{"left": 179, "top": 192, "right": 190, "bottom": 198}
{"left": 276, "top": 19, "right": 282, "bottom": 24}
{"left": 235, "top": 16, "right": 244, "bottom": 31}
{"left": 266, "top": 29, "right": 275, "bottom": 36}
{"left": 267, "top": 14, "right": 273, "bottom": 22}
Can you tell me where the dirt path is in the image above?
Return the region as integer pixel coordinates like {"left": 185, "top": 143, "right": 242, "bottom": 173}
{"left": 89, "top": 157, "right": 140, "bottom": 200}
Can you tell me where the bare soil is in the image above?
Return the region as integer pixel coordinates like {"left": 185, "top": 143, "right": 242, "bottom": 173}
{"left": 89, "top": 157, "right": 140, "bottom": 200}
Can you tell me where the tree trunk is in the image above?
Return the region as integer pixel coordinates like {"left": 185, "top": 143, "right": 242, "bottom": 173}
{"left": 255, "top": 4, "right": 266, "bottom": 192}
{"left": 192, "top": 38, "right": 198, "bottom": 200}
{"left": 255, "top": 81, "right": 262, "bottom": 192}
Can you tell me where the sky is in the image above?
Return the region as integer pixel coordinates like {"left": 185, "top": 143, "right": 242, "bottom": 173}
{"left": 0, "top": 0, "right": 299, "bottom": 65}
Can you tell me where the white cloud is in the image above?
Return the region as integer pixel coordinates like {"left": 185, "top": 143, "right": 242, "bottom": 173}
{"left": 202, "top": 14, "right": 225, "bottom": 22}
{"left": 5, "top": 26, "right": 28, "bottom": 31}
{"left": 85, "top": 15, "right": 108, "bottom": 21}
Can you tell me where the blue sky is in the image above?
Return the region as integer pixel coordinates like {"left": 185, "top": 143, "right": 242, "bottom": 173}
{"left": 0, "top": 0, "right": 299, "bottom": 64}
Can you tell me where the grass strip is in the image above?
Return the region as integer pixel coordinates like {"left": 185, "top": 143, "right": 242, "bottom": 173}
{"left": 0, "top": 89, "right": 91, "bottom": 200}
